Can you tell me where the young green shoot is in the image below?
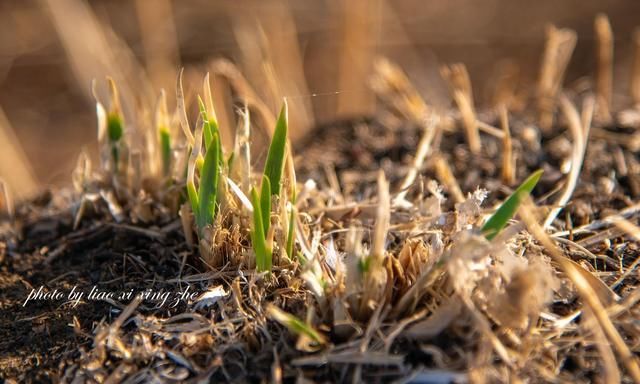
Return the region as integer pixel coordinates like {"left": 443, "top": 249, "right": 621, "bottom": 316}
{"left": 259, "top": 176, "right": 271, "bottom": 234}
{"left": 197, "top": 96, "right": 221, "bottom": 154}
{"left": 106, "top": 78, "right": 124, "bottom": 171}
{"left": 186, "top": 118, "right": 222, "bottom": 234}
{"left": 266, "top": 304, "right": 327, "bottom": 347}
{"left": 156, "top": 89, "right": 172, "bottom": 177}
{"left": 482, "top": 169, "right": 544, "bottom": 240}
{"left": 251, "top": 184, "right": 272, "bottom": 272}
{"left": 286, "top": 204, "right": 296, "bottom": 259}
{"left": 263, "top": 101, "right": 288, "bottom": 197}
{"left": 197, "top": 133, "right": 221, "bottom": 229}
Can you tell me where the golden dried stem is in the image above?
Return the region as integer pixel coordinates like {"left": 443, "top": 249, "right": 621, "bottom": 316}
{"left": 594, "top": 14, "right": 613, "bottom": 121}
{"left": 499, "top": 105, "right": 515, "bottom": 186}
{"left": 543, "top": 94, "right": 588, "bottom": 229}
{"left": 372, "top": 171, "right": 390, "bottom": 263}
{"left": 631, "top": 29, "right": 640, "bottom": 106}
{"left": 0, "top": 106, "right": 39, "bottom": 200}
{"left": 0, "top": 179, "right": 13, "bottom": 219}
{"left": 537, "top": 25, "right": 577, "bottom": 132}
{"left": 337, "top": 0, "right": 376, "bottom": 117}
{"left": 434, "top": 156, "right": 465, "bottom": 204}
{"left": 519, "top": 200, "right": 640, "bottom": 382}
{"left": 582, "top": 307, "right": 621, "bottom": 384}
{"left": 134, "top": 0, "right": 179, "bottom": 92}
{"left": 442, "top": 64, "right": 481, "bottom": 154}
{"left": 130, "top": 150, "right": 142, "bottom": 192}
{"left": 394, "top": 116, "right": 439, "bottom": 205}
{"left": 371, "top": 57, "right": 429, "bottom": 124}
{"left": 179, "top": 203, "right": 194, "bottom": 248}
{"left": 491, "top": 60, "right": 520, "bottom": 110}
{"left": 176, "top": 69, "right": 195, "bottom": 145}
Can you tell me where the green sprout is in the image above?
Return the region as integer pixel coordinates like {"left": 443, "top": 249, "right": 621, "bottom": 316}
{"left": 106, "top": 78, "right": 124, "bottom": 171}
{"left": 286, "top": 204, "right": 296, "bottom": 259}
{"left": 159, "top": 128, "right": 171, "bottom": 176}
{"left": 197, "top": 96, "right": 222, "bottom": 158}
{"left": 156, "top": 90, "right": 172, "bottom": 177}
{"left": 187, "top": 131, "right": 221, "bottom": 234}
{"left": 251, "top": 183, "right": 272, "bottom": 272}
{"left": 266, "top": 304, "right": 327, "bottom": 346}
{"left": 249, "top": 101, "right": 292, "bottom": 271}
{"left": 263, "top": 102, "right": 288, "bottom": 197}
{"left": 482, "top": 169, "right": 544, "bottom": 240}
{"left": 259, "top": 176, "right": 272, "bottom": 234}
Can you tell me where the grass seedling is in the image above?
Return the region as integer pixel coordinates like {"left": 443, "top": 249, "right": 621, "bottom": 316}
{"left": 249, "top": 101, "right": 292, "bottom": 270}
{"left": 482, "top": 169, "right": 543, "bottom": 240}
{"left": 186, "top": 127, "right": 221, "bottom": 234}
{"left": 251, "top": 182, "right": 272, "bottom": 272}
{"left": 197, "top": 96, "right": 222, "bottom": 157}
{"left": 285, "top": 203, "right": 296, "bottom": 259}
{"left": 266, "top": 304, "right": 327, "bottom": 348}
{"left": 259, "top": 176, "right": 271, "bottom": 234}
{"left": 156, "top": 90, "right": 172, "bottom": 177}
{"left": 106, "top": 78, "right": 124, "bottom": 172}
{"left": 263, "top": 102, "right": 288, "bottom": 197}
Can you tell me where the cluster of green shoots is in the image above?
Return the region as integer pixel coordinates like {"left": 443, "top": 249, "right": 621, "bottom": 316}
{"left": 93, "top": 73, "right": 295, "bottom": 273}
{"left": 182, "top": 80, "right": 294, "bottom": 273}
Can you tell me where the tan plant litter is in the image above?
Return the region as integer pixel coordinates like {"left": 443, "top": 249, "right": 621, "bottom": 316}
{"left": 3, "top": 12, "right": 640, "bottom": 384}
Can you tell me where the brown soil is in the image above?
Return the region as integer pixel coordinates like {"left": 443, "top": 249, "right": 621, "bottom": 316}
{"left": 2, "top": 107, "right": 640, "bottom": 382}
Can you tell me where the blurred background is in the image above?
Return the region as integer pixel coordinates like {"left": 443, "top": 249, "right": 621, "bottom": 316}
{"left": 1, "top": 0, "right": 640, "bottom": 200}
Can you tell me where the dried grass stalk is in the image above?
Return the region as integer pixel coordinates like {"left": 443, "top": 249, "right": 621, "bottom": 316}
{"left": 594, "top": 14, "right": 613, "bottom": 121}
{"left": 441, "top": 64, "right": 481, "bottom": 154}
{"left": 358, "top": 171, "right": 390, "bottom": 318}
{"left": 537, "top": 25, "right": 577, "bottom": 132}
{"left": 0, "top": 179, "right": 13, "bottom": 219}
{"left": 0, "top": 106, "right": 39, "bottom": 200}
{"left": 499, "top": 105, "right": 515, "bottom": 186}
{"left": 631, "top": 28, "right": 640, "bottom": 106}
{"left": 336, "top": 0, "right": 376, "bottom": 117}
{"left": 543, "top": 94, "right": 591, "bottom": 228}
{"left": 371, "top": 57, "right": 429, "bottom": 124}
{"left": 134, "top": 0, "right": 179, "bottom": 92}
{"left": 519, "top": 200, "right": 640, "bottom": 382}
{"left": 491, "top": 60, "right": 520, "bottom": 110}
{"left": 434, "top": 156, "right": 465, "bottom": 204}
{"left": 394, "top": 116, "right": 439, "bottom": 205}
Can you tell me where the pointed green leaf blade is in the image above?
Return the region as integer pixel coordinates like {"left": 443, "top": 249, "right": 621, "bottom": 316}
{"left": 482, "top": 169, "right": 543, "bottom": 240}
{"left": 286, "top": 206, "right": 296, "bottom": 259}
{"left": 266, "top": 304, "right": 327, "bottom": 345}
{"left": 251, "top": 187, "right": 269, "bottom": 272}
{"left": 260, "top": 176, "right": 271, "bottom": 235}
{"left": 159, "top": 128, "right": 171, "bottom": 176}
{"left": 198, "top": 96, "right": 213, "bottom": 151}
{"left": 107, "top": 113, "right": 123, "bottom": 142}
{"left": 197, "top": 134, "right": 221, "bottom": 230}
{"left": 263, "top": 101, "right": 288, "bottom": 197}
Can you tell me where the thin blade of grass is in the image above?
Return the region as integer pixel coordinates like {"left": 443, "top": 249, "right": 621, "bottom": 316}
{"left": 159, "top": 129, "right": 171, "bottom": 177}
{"left": 266, "top": 304, "right": 327, "bottom": 345}
{"left": 197, "top": 95, "right": 222, "bottom": 161}
{"left": 156, "top": 89, "right": 172, "bottom": 177}
{"left": 482, "top": 169, "right": 543, "bottom": 240}
{"left": 176, "top": 68, "right": 195, "bottom": 145}
{"left": 264, "top": 101, "right": 288, "bottom": 197}
{"left": 197, "top": 133, "right": 220, "bottom": 230}
{"left": 260, "top": 176, "right": 271, "bottom": 235}
{"left": 251, "top": 187, "right": 269, "bottom": 272}
{"left": 286, "top": 205, "right": 296, "bottom": 259}
{"left": 198, "top": 96, "right": 214, "bottom": 150}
